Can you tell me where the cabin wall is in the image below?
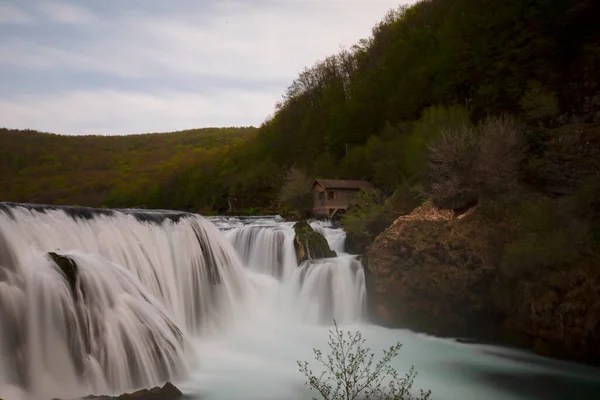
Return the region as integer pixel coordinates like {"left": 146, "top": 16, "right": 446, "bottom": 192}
{"left": 312, "top": 186, "right": 361, "bottom": 216}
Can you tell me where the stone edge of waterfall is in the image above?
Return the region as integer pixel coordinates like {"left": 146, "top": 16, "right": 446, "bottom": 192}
{"left": 49, "top": 382, "right": 182, "bottom": 400}
{"left": 0, "top": 202, "right": 194, "bottom": 223}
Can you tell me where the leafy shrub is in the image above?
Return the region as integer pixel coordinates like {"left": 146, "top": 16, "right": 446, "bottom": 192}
{"left": 278, "top": 167, "right": 313, "bottom": 218}
{"left": 500, "top": 200, "right": 590, "bottom": 279}
{"left": 340, "top": 122, "right": 412, "bottom": 193}
{"left": 298, "top": 321, "right": 431, "bottom": 400}
{"left": 342, "top": 185, "right": 422, "bottom": 253}
{"left": 402, "top": 105, "right": 471, "bottom": 179}
{"left": 234, "top": 208, "right": 261, "bottom": 216}
{"left": 569, "top": 176, "right": 600, "bottom": 227}
{"left": 519, "top": 81, "right": 559, "bottom": 123}
{"left": 387, "top": 181, "right": 423, "bottom": 217}
{"left": 371, "top": 122, "right": 413, "bottom": 193}
{"left": 342, "top": 189, "right": 390, "bottom": 252}
{"left": 501, "top": 231, "right": 579, "bottom": 279}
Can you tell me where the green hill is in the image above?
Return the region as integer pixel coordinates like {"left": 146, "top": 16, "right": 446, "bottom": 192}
{"left": 150, "top": 0, "right": 599, "bottom": 214}
{"left": 0, "top": 127, "right": 256, "bottom": 209}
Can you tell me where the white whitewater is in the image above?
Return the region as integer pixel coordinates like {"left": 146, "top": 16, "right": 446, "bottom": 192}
{"left": 0, "top": 205, "right": 249, "bottom": 400}
{"left": 309, "top": 220, "right": 347, "bottom": 253}
{"left": 1, "top": 207, "right": 599, "bottom": 400}
{"left": 0, "top": 207, "right": 365, "bottom": 399}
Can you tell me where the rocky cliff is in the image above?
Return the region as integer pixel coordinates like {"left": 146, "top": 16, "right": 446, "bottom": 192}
{"left": 367, "top": 197, "right": 600, "bottom": 364}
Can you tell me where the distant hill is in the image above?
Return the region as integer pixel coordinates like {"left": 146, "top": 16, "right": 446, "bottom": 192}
{"left": 0, "top": 127, "right": 256, "bottom": 207}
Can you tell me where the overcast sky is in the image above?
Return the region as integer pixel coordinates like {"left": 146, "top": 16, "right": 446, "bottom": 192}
{"left": 0, "top": 1, "right": 408, "bottom": 135}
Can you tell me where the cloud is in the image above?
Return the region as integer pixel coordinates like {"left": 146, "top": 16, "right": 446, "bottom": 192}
{"left": 0, "top": 0, "right": 411, "bottom": 134}
{"left": 0, "top": 88, "right": 277, "bottom": 135}
{"left": 0, "top": 3, "right": 32, "bottom": 24}
{"left": 37, "top": 1, "right": 96, "bottom": 24}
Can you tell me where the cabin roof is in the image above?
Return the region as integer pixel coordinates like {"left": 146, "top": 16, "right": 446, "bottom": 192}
{"left": 312, "top": 179, "right": 373, "bottom": 190}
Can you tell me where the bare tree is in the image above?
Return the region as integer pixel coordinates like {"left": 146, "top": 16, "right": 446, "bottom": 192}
{"left": 298, "top": 321, "right": 432, "bottom": 400}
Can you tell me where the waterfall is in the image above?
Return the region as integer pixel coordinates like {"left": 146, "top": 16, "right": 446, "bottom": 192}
{"left": 224, "top": 224, "right": 297, "bottom": 279}
{"left": 284, "top": 256, "right": 366, "bottom": 324}
{"left": 219, "top": 216, "right": 364, "bottom": 323}
{"left": 309, "top": 220, "right": 346, "bottom": 253}
{"left": 0, "top": 206, "right": 366, "bottom": 399}
{"left": 0, "top": 204, "right": 250, "bottom": 399}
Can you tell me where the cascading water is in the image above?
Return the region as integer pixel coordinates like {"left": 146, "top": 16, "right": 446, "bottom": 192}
{"left": 221, "top": 217, "right": 365, "bottom": 324}
{"left": 0, "top": 204, "right": 251, "bottom": 400}
{"left": 2, "top": 205, "right": 600, "bottom": 400}
{"left": 309, "top": 220, "right": 346, "bottom": 253}
{"left": 0, "top": 206, "right": 366, "bottom": 399}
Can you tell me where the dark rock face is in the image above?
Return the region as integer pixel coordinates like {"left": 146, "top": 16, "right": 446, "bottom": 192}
{"left": 293, "top": 220, "right": 336, "bottom": 264}
{"left": 366, "top": 202, "right": 501, "bottom": 339}
{"left": 52, "top": 382, "right": 183, "bottom": 400}
{"left": 366, "top": 200, "right": 600, "bottom": 364}
{"left": 48, "top": 252, "right": 79, "bottom": 297}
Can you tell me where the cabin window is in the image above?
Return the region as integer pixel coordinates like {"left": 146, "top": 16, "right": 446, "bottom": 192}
{"left": 327, "top": 191, "right": 337, "bottom": 200}
{"left": 319, "top": 192, "right": 324, "bottom": 201}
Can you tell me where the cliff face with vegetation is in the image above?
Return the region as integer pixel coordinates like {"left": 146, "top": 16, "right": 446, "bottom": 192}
{"left": 367, "top": 124, "right": 600, "bottom": 364}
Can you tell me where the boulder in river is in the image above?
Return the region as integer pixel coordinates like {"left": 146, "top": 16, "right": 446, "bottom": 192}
{"left": 293, "top": 220, "right": 336, "bottom": 263}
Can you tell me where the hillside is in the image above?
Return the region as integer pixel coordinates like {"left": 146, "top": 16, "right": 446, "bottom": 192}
{"left": 0, "top": 127, "right": 256, "bottom": 208}
{"left": 6, "top": 0, "right": 597, "bottom": 215}
{"left": 132, "top": 0, "right": 599, "bottom": 214}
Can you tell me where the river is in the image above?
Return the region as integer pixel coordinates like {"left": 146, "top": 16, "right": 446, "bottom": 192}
{"left": 0, "top": 205, "right": 598, "bottom": 400}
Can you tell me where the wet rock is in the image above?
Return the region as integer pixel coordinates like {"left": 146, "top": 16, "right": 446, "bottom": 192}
{"left": 52, "top": 382, "right": 183, "bottom": 400}
{"left": 293, "top": 220, "right": 336, "bottom": 264}
{"left": 48, "top": 252, "right": 78, "bottom": 298}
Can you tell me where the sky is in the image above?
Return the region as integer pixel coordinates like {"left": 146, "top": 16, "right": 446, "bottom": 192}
{"left": 0, "top": 0, "right": 409, "bottom": 135}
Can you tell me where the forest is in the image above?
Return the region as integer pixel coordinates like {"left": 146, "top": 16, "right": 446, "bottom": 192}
{"left": 133, "top": 0, "right": 600, "bottom": 215}
{"left": 0, "top": 127, "right": 255, "bottom": 209}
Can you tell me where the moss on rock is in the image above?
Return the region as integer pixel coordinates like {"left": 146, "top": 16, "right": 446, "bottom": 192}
{"left": 293, "top": 220, "right": 336, "bottom": 264}
{"left": 48, "top": 252, "right": 78, "bottom": 298}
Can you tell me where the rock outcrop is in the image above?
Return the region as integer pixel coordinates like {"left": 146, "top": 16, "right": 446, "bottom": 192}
{"left": 366, "top": 201, "right": 501, "bottom": 338}
{"left": 52, "top": 382, "right": 182, "bottom": 400}
{"left": 293, "top": 220, "right": 336, "bottom": 264}
{"left": 48, "top": 252, "right": 79, "bottom": 297}
{"left": 366, "top": 199, "right": 600, "bottom": 364}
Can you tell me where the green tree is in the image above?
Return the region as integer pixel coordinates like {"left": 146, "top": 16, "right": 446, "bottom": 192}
{"left": 278, "top": 167, "right": 313, "bottom": 218}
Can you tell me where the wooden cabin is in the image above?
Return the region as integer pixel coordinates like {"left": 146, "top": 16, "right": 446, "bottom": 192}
{"left": 312, "top": 179, "right": 374, "bottom": 218}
